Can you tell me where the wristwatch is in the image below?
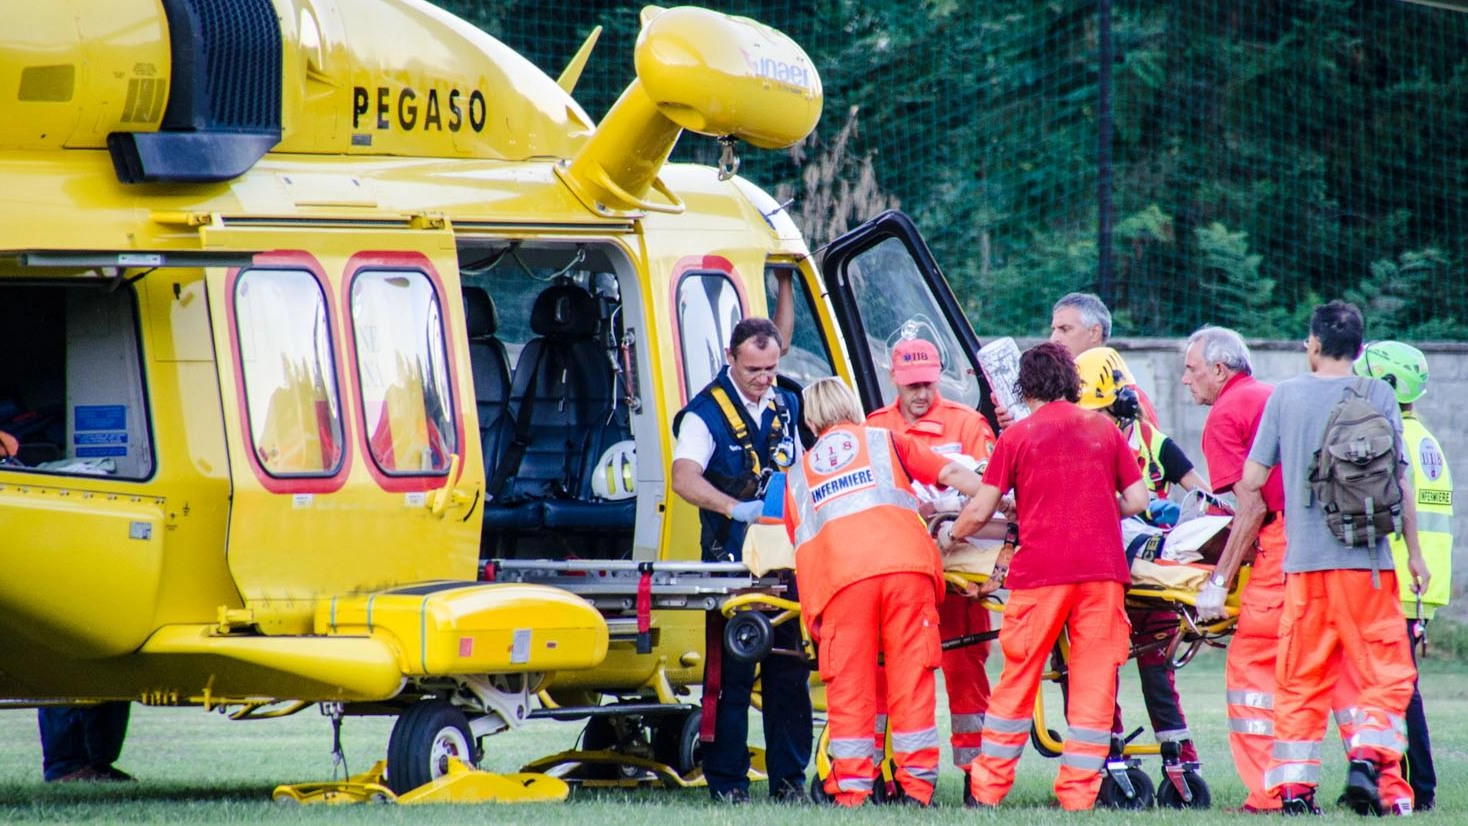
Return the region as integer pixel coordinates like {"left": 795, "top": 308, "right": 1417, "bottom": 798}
{"left": 1208, "top": 573, "right": 1228, "bottom": 589}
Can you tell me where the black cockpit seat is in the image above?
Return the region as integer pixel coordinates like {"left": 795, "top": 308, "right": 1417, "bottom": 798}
{"left": 483, "top": 280, "right": 634, "bottom": 534}
{"left": 463, "top": 286, "right": 511, "bottom": 459}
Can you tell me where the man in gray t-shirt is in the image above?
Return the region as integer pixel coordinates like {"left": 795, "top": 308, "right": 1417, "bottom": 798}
{"left": 1204, "top": 300, "right": 1428, "bottom": 816}
{"left": 1249, "top": 373, "right": 1402, "bottom": 573}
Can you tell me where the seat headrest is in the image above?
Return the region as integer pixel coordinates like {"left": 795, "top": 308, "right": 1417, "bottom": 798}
{"left": 530, "top": 284, "right": 599, "bottom": 338}
{"left": 462, "top": 287, "right": 498, "bottom": 339}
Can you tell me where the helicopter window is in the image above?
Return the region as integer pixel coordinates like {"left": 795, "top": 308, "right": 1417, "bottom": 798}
{"left": 843, "top": 236, "right": 982, "bottom": 409}
{"left": 675, "top": 271, "right": 743, "bottom": 401}
{"left": 0, "top": 282, "right": 154, "bottom": 479}
{"left": 764, "top": 264, "right": 835, "bottom": 386}
{"left": 233, "top": 269, "right": 345, "bottom": 477}
{"left": 350, "top": 269, "right": 457, "bottom": 476}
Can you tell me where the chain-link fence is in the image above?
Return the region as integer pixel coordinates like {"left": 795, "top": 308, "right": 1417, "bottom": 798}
{"left": 451, "top": 1, "right": 1468, "bottom": 340}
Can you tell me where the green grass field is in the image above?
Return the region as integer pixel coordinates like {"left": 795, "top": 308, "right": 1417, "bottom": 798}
{"left": 1, "top": 649, "right": 1463, "bottom": 823}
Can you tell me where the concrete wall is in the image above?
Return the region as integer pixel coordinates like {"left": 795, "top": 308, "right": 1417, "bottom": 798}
{"left": 1077, "top": 338, "right": 1468, "bottom": 618}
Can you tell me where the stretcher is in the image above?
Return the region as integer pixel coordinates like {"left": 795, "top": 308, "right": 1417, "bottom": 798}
{"left": 932, "top": 521, "right": 1242, "bottom": 810}
{"left": 489, "top": 509, "right": 1244, "bottom": 805}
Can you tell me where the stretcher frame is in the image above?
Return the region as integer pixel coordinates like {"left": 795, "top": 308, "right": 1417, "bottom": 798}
{"left": 490, "top": 553, "right": 1243, "bottom": 802}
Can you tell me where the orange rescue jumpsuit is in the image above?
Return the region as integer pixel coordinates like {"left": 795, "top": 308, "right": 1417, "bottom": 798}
{"left": 867, "top": 396, "right": 996, "bottom": 768}
{"left": 965, "top": 400, "right": 1140, "bottom": 810}
{"left": 1211, "top": 373, "right": 1413, "bottom": 811}
{"left": 784, "top": 424, "right": 950, "bottom": 806}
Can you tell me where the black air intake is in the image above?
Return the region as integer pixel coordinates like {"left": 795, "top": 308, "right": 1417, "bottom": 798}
{"left": 108, "top": 0, "right": 282, "bottom": 184}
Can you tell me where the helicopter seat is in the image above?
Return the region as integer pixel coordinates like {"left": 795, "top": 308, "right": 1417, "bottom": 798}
{"left": 484, "top": 281, "right": 631, "bottom": 533}
{"left": 463, "top": 287, "right": 512, "bottom": 460}
{"left": 464, "top": 286, "right": 541, "bottom": 532}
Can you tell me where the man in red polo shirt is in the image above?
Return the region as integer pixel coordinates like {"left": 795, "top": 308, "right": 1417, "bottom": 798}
{"left": 951, "top": 342, "right": 1149, "bottom": 810}
{"left": 1182, "top": 325, "right": 1288, "bottom": 812}
{"left": 867, "top": 338, "right": 997, "bottom": 792}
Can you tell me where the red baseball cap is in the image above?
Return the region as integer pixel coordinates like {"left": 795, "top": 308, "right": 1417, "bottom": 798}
{"left": 891, "top": 339, "right": 941, "bottom": 385}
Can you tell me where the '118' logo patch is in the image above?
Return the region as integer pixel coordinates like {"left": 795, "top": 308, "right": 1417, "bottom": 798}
{"left": 1418, "top": 437, "right": 1445, "bottom": 482}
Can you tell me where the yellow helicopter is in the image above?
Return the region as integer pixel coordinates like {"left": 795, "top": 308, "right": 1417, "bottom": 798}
{"left": 0, "top": 0, "right": 995, "bottom": 803}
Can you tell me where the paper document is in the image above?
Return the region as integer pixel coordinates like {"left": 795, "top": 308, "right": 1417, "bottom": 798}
{"left": 977, "top": 337, "right": 1031, "bottom": 422}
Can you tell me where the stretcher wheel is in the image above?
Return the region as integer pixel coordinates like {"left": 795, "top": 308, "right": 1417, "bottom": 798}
{"left": 809, "top": 775, "right": 832, "bottom": 805}
{"left": 652, "top": 709, "right": 702, "bottom": 776}
{"left": 724, "top": 611, "right": 773, "bottom": 663}
{"left": 1097, "top": 765, "right": 1155, "bottom": 810}
{"left": 1156, "top": 769, "right": 1211, "bottom": 809}
{"left": 385, "top": 699, "right": 479, "bottom": 795}
{"left": 870, "top": 766, "right": 906, "bottom": 805}
{"left": 1029, "top": 723, "right": 1063, "bottom": 758}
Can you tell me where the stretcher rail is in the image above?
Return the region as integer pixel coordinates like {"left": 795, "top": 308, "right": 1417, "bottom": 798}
{"left": 488, "top": 559, "right": 787, "bottom": 612}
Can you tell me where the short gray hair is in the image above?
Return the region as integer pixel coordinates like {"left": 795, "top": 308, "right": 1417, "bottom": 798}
{"left": 1053, "top": 292, "right": 1112, "bottom": 339}
{"left": 1186, "top": 325, "right": 1252, "bottom": 374}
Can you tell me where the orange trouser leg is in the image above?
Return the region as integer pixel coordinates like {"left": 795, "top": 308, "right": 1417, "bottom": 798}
{"left": 879, "top": 572, "right": 942, "bottom": 804}
{"left": 818, "top": 577, "right": 884, "bottom": 807}
{"left": 968, "top": 582, "right": 1128, "bottom": 810}
{"left": 1053, "top": 582, "right": 1130, "bottom": 810}
{"left": 1333, "top": 660, "right": 1413, "bottom": 810}
{"left": 939, "top": 588, "right": 992, "bottom": 767}
{"left": 1225, "top": 518, "right": 1285, "bottom": 811}
{"left": 1266, "top": 570, "right": 1417, "bottom": 796}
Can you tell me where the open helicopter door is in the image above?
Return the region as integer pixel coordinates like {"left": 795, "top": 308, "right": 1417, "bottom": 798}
{"left": 819, "top": 209, "right": 994, "bottom": 424}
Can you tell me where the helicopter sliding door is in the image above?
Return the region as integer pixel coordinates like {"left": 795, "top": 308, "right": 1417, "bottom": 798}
{"left": 819, "top": 210, "right": 993, "bottom": 422}
{"left": 207, "top": 241, "right": 483, "bottom": 632}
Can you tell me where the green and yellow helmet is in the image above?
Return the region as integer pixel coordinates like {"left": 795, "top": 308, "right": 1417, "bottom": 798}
{"left": 1354, "top": 340, "right": 1428, "bottom": 404}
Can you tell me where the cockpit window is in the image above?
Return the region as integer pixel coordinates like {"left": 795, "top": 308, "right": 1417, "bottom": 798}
{"left": 350, "top": 269, "right": 457, "bottom": 476}
{"left": 765, "top": 264, "right": 834, "bottom": 386}
{"left": 234, "top": 269, "right": 345, "bottom": 477}
{"left": 843, "top": 236, "right": 982, "bottom": 409}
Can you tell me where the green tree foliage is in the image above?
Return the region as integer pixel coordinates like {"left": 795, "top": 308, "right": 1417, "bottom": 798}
{"left": 436, "top": 0, "right": 1468, "bottom": 340}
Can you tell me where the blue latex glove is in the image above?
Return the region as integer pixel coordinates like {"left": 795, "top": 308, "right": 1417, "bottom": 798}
{"left": 1147, "top": 499, "right": 1180, "bottom": 527}
{"left": 730, "top": 500, "right": 764, "bottom": 524}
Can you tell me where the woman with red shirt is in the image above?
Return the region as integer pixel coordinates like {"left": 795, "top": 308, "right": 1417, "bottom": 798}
{"left": 950, "top": 341, "right": 1149, "bottom": 810}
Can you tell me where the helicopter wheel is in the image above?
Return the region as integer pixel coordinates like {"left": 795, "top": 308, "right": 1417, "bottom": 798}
{"left": 385, "top": 700, "right": 478, "bottom": 795}
{"left": 652, "top": 709, "right": 703, "bottom": 776}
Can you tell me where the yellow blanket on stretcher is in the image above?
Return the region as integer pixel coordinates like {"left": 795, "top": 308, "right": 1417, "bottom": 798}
{"left": 746, "top": 526, "right": 1210, "bottom": 591}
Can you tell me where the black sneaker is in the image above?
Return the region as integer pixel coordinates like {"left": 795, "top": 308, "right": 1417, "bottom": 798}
{"left": 962, "top": 769, "right": 979, "bottom": 808}
{"left": 1281, "top": 790, "right": 1322, "bottom": 816}
{"left": 93, "top": 765, "right": 136, "bottom": 782}
{"left": 1342, "top": 759, "right": 1383, "bottom": 816}
{"left": 712, "top": 788, "right": 750, "bottom": 805}
{"left": 771, "top": 782, "right": 806, "bottom": 804}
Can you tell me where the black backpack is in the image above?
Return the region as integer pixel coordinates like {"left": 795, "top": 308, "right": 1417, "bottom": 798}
{"left": 1308, "top": 378, "right": 1404, "bottom": 560}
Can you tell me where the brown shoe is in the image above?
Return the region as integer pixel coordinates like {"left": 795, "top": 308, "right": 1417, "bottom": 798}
{"left": 54, "top": 766, "right": 106, "bottom": 783}
{"left": 93, "top": 765, "right": 136, "bottom": 782}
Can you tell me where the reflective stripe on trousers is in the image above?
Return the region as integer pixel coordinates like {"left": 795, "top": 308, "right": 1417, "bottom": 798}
{"left": 830, "top": 737, "right": 878, "bottom": 761}
{"left": 969, "top": 582, "right": 1128, "bottom": 811}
